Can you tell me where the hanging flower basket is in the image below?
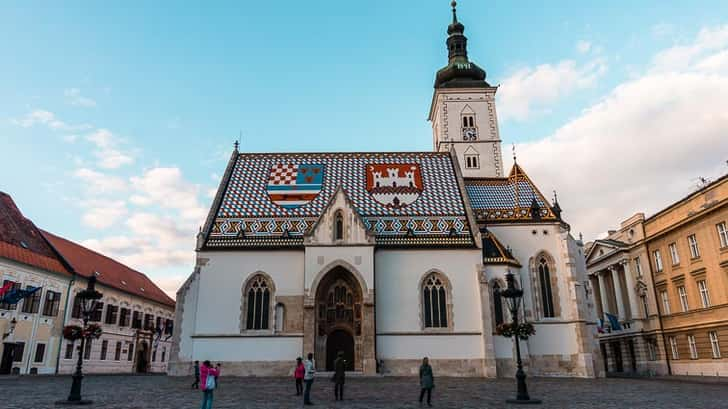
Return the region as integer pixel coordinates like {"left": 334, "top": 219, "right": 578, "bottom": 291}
{"left": 63, "top": 324, "right": 103, "bottom": 341}
{"left": 495, "top": 322, "right": 536, "bottom": 340}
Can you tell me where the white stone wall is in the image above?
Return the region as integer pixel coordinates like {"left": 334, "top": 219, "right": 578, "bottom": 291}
{"left": 0, "top": 258, "right": 71, "bottom": 375}
{"left": 375, "top": 249, "right": 484, "bottom": 358}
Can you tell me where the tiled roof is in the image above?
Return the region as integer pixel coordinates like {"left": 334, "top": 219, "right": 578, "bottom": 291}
{"left": 464, "top": 163, "right": 558, "bottom": 223}
{"left": 205, "top": 152, "right": 474, "bottom": 247}
{"left": 481, "top": 229, "right": 521, "bottom": 267}
{"left": 42, "top": 231, "right": 175, "bottom": 308}
{"left": 0, "top": 192, "right": 70, "bottom": 276}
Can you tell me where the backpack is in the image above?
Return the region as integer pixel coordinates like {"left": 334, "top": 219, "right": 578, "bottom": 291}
{"left": 205, "top": 373, "right": 216, "bottom": 391}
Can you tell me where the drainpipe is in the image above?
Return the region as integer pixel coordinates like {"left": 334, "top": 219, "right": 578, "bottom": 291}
{"left": 641, "top": 224, "right": 671, "bottom": 376}
{"left": 55, "top": 274, "right": 76, "bottom": 374}
{"left": 372, "top": 249, "right": 378, "bottom": 374}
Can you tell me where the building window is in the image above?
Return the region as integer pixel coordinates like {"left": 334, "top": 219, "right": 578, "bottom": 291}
{"left": 646, "top": 338, "right": 657, "bottom": 361}
{"left": 669, "top": 337, "right": 679, "bottom": 360}
{"left": 538, "top": 258, "right": 555, "bottom": 318}
{"left": 71, "top": 294, "right": 82, "bottom": 318}
{"left": 21, "top": 285, "right": 41, "bottom": 314}
{"left": 0, "top": 281, "right": 22, "bottom": 310}
{"left": 89, "top": 302, "right": 104, "bottom": 322}
{"left": 245, "top": 274, "right": 272, "bottom": 330}
{"left": 13, "top": 342, "right": 25, "bottom": 362}
{"left": 105, "top": 305, "right": 119, "bottom": 325}
{"left": 143, "top": 314, "right": 154, "bottom": 330}
{"left": 42, "top": 290, "right": 61, "bottom": 316}
{"left": 127, "top": 343, "right": 134, "bottom": 361}
{"left": 678, "top": 286, "right": 689, "bottom": 312}
{"left": 34, "top": 343, "right": 45, "bottom": 363}
{"left": 653, "top": 250, "right": 663, "bottom": 272}
{"left": 493, "top": 282, "right": 504, "bottom": 326}
{"left": 697, "top": 280, "right": 710, "bottom": 308}
{"left": 152, "top": 348, "right": 157, "bottom": 362}
{"left": 688, "top": 234, "right": 700, "bottom": 259}
{"left": 688, "top": 335, "right": 698, "bottom": 359}
{"left": 677, "top": 286, "right": 689, "bottom": 312}
{"left": 65, "top": 343, "right": 74, "bottom": 360}
{"left": 155, "top": 316, "right": 162, "bottom": 331}
{"left": 660, "top": 290, "right": 670, "bottom": 315}
{"left": 84, "top": 339, "right": 92, "bottom": 360}
{"left": 641, "top": 295, "right": 649, "bottom": 318}
{"left": 132, "top": 311, "right": 142, "bottom": 329}
{"left": 164, "top": 319, "right": 174, "bottom": 336}
{"left": 717, "top": 222, "right": 728, "bottom": 248}
{"left": 464, "top": 155, "right": 479, "bottom": 169}
{"left": 161, "top": 347, "right": 166, "bottom": 362}
{"left": 422, "top": 272, "right": 449, "bottom": 328}
{"left": 274, "top": 303, "right": 285, "bottom": 332}
{"left": 668, "top": 243, "right": 680, "bottom": 265}
{"left": 119, "top": 308, "right": 130, "bottom": 327}
{"left": 634, "top": 257, "right": 643, "bottom": 277}
{"left": 334, "top": 211, "right": 344, "bottom": 241}
{"left": 114, "top": 341, "right": 122, "bottom": 361}
{"left": 709, "top": 331, "right": 721, "bottom": 358}
{"left": 100, "top": 340, "right": 108, "bottom": 361}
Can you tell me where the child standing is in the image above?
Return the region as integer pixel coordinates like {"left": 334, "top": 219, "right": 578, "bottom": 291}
{"left": 294, "top": 357, "right": 305, "bottom": 395}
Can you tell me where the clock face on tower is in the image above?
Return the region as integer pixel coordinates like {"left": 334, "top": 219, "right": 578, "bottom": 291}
{"left": 462, "top": 127, "right": 478, "bottom": 141}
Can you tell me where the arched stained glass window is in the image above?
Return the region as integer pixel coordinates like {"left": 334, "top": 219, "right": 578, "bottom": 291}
{"left": 334, "top": 211, "right": 344, "bottom": 241}
{"left": 246, "top": 275, "right": 271, "bottom": 330}
{"left": 493, "top": 282, "right": 504, "bottom": 326}
{"left": 538, "top": 258, "right": 555, "bottom": 318}
{"left": 422, "top": 273, "right": 449, "bottom": 328}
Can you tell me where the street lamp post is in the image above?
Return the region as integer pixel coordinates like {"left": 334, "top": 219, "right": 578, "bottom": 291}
{"left": 58, "top": 276, "right": 102, "bottom": 406}
{"left": 500, "top": 271, "right": 541, "bottom": 405}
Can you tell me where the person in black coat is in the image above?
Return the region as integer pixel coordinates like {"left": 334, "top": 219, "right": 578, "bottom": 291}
{"left": 333, "top": 351, "right": 346, "bottom": 401}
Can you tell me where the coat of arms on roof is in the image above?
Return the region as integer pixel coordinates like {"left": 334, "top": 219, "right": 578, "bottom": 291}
{"left": 266, "top": 164, "right": 325, "bottom": 209}
{"left": 365, "top": 164, "right": 423, "bottom": 209}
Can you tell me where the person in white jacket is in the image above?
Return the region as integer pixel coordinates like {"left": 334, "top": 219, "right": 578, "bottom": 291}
{"left": 303, "top": 352, "right": 316, "bottom": 405}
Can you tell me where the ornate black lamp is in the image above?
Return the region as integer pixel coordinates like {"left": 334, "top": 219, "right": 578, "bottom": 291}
{"left": 58, "top": 276, "right": 102, "bottom": 405}
{"left": 500, "top": 271, "right": 541, "bottom": 405}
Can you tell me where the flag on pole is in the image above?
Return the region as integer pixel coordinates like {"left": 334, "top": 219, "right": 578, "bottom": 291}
{"left": 0, "top": 281, "right": 14, "bottom": 298}
{"left": 605, "top": 312, "right": 622, "bottom": 331}
{"left": 0, "top": 286, "right": 42, "bottom": 305}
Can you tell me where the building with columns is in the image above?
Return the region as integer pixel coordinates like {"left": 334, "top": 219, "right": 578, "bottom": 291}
{"left": 586, "top": 213, "right": 667, "bottom": 375}
{"left": 171, "top": 3, "right": 601, "bottom": 379}
{"left": 587, "top": 173, "right": 728, "bottom": 377}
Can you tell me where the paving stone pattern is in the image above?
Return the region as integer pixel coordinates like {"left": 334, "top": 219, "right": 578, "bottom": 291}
{"left": 1, "top": 375, "right": 727, "bottom": 409}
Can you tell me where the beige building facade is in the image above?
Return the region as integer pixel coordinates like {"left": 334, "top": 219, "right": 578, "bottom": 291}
{"left": 645, "top": 175, "right": 728, "bottom": 376}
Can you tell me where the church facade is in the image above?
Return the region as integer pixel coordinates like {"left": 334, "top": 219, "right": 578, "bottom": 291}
{"left": 170, "top": 3, "right": 601, "bottom": 378}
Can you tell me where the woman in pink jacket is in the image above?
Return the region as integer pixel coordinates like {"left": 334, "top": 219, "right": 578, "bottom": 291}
{"left": 199, "top": 360, "right": 221, "bottom": 409}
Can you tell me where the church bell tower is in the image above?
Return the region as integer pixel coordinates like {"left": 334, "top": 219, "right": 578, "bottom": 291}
{"left": 428, "top": 1, "right": 504, "bottom": 178}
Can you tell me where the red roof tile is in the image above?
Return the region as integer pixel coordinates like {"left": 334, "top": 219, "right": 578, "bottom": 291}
{"left": 42, "top": 231, "right": 175, "bottom": 308}
{"left": 0, "top": 192, "right": 71, "bottom": 276}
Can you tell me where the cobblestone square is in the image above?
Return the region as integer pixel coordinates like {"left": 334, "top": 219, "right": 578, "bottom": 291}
{"left": 1, "top": 375, "right": 727, "bottom": 409}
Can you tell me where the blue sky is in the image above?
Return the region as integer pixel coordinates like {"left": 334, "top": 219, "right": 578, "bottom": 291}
{"left": 3, "top": 1, "right": 728, "bottom": 296}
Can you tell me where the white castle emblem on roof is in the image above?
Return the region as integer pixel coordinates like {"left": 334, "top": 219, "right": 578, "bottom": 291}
{"left": 372, "top": 167, "right": 419, "bottom": 189}
{"left": 366, "top": 164, "right": 423, "bottom": 208}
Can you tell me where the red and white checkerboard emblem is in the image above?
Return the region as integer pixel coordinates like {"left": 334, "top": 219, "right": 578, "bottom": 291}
{"left": 266, "top": 164, "right": 325, "bottom": 209}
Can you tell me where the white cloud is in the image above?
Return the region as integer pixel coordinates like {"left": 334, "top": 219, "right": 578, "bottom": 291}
{"left": 64, "top": 88, "right": 97, "bottom": 108}
{"left": 651, "top": 25, "right": 728, "bottom": 72}
{"left": 73, "top": 168, "right": 128, "bottom": 194}
{"left": 514, "top": 26, "right": 728, "bottom": 240}
{"left": 576, "top": 40, "right": 592, "bottom": 54}
{"left": 79, "top": 199, "right": 128, "bottom": 229}
{"left": 11, "top": 109, "right": 91, "bottom": 131}
{"left": 85, "top": 129, "right": 134, "bottom": 169}
{"left": 498, "top": 58, "right": 607, "bottom": 122}
{"left": 130, "top": 167, "right": 207, "bottom": 222}
{"left": 81, "top": 234, "right": 191, "bottom": 272}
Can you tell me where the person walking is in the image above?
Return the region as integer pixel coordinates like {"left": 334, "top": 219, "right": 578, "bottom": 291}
{"left": 199, "top": 360, "right": 221, "bottom": 409}
{"left": 191, "top": 360, "right": 200, "bottom": 389}
{"left": 333, "top": 351, "right": 346, "bottom": 401}
{"left": 418, "top": 357, "right": 434, "bottom": 407}
{"left": 303, "top": 352, "right": 316, "bottom": 405}
{"left": 294, "top": 357, "right": 305, "bottom": 396}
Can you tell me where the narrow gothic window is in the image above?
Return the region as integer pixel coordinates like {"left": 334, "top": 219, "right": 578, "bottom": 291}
{"left": 275, "top": 303, "right": 285, "bottom": 332}
{"left": 465, "top": 155, "right": 479, "bottom": 169}
{"left": 493, "top": 282, "right": 504, "bottom": 326}
{"left": 246, "top": 275, "right": 271, "bottom": 330}
{"left": 538, "top": 258, "right": 555, "bottom": 318}
{"left": 334, "top": 211, "right": 344, "bottom": 241}
{"left": 422, "top": 273, "right": 448, "bottom": 328}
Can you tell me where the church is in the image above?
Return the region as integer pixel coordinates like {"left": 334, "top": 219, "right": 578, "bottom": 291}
{"left": 170, "top": 2, "right": 601, "bottom": 378}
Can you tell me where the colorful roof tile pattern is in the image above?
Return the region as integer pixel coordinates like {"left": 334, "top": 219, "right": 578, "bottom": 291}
{"left": 465, "top": 163, "right": 558, "bottom": 223}
{"left": 481, "top": 229, "right": 521, "bottom": 267}
{"left": 205, "top": 152, "right": 474, "bottom": 247}
{"left": 0, "top": 192, "right": 70, "bottom": 276}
